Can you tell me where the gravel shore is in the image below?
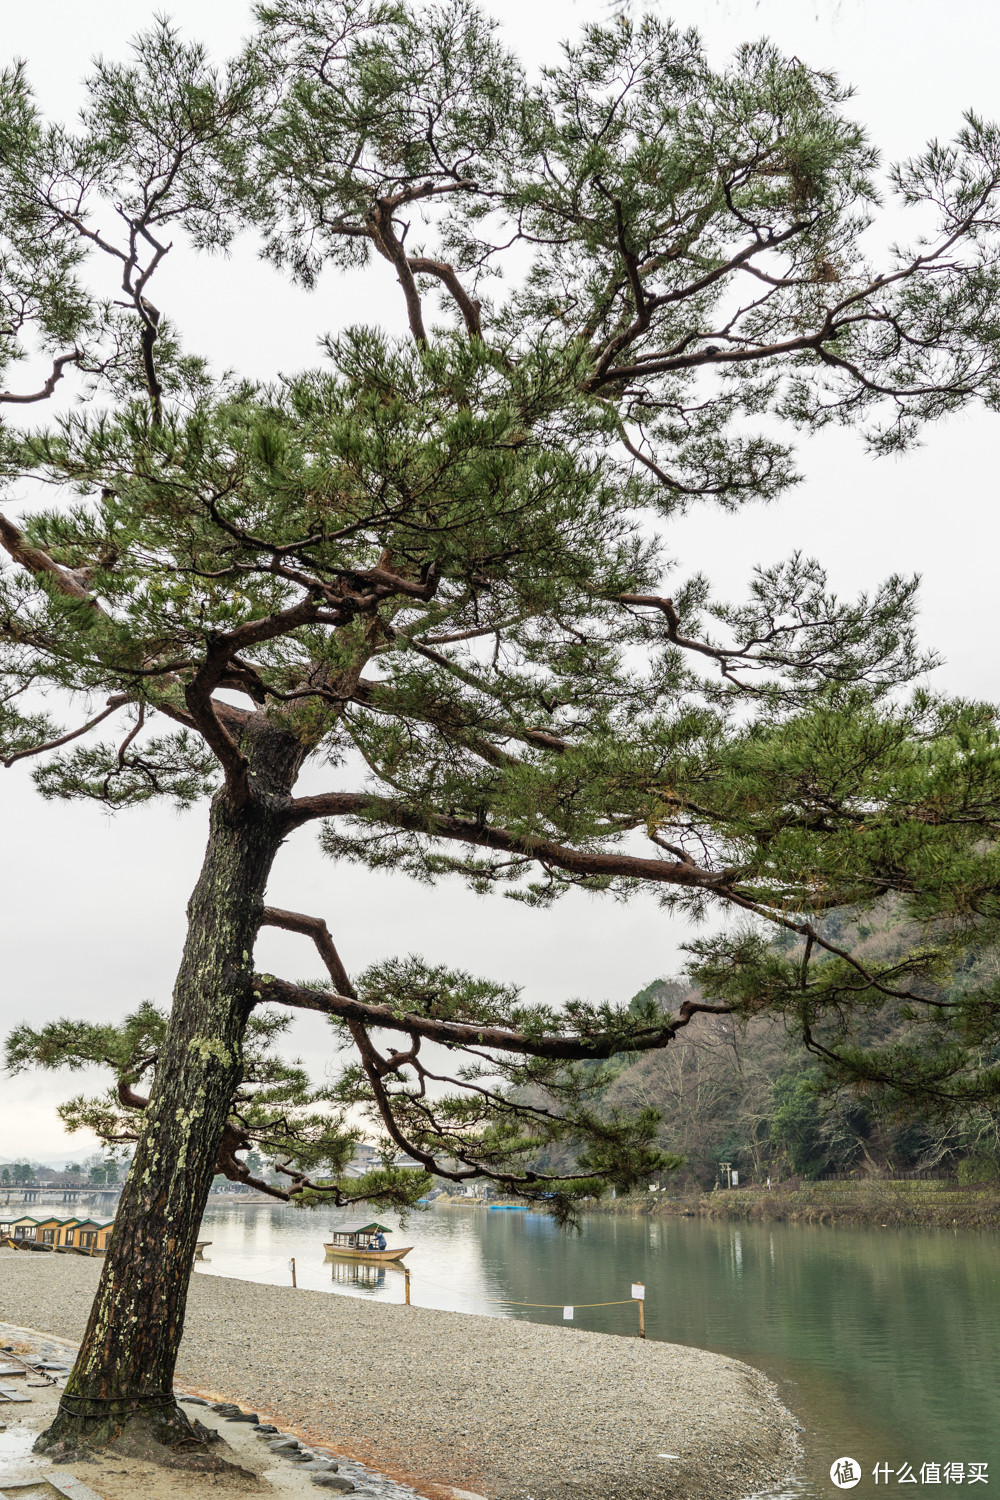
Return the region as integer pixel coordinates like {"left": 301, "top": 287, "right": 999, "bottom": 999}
{"left": 0, "top": 1249, "right": 799, "bottom": 1499}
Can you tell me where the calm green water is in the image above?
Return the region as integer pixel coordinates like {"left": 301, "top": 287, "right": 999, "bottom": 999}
{"left": 192, "top": 1202, "right": 998, "bottom": 1497}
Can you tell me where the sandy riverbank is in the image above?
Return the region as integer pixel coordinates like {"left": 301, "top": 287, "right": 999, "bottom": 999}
{"left": 0, "top": 1249, "right": 798, "bottom": 1500}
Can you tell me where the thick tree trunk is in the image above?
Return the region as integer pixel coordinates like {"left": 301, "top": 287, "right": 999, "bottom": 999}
{"left": 37, "top": 720, "right": 300, "bottom": 1467}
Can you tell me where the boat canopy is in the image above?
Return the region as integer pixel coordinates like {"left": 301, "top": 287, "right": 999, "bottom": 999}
{"left": 0, "top": 1215, "right": 37, "bottom": 1236}
{"left": 330, "top": 1220, "right": 392, "bottom": 1236}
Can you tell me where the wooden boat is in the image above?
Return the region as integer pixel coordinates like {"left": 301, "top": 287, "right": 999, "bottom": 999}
{"left": 323, "top": 1220, "right": 412, "bottom": 1263}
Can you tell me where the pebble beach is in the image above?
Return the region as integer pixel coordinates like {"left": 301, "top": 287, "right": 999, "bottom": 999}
{"left": 0, "top": 1249, "right": 799, "bottom": 1499}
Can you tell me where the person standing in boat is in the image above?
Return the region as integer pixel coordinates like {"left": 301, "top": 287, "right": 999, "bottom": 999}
{"left": 369, "top": 1230, "right": 387, "bottom": 1251}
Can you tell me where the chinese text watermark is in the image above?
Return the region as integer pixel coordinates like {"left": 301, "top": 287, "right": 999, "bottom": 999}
{"left": 831, "top": 1457, "right": 989, "bottom": 1487}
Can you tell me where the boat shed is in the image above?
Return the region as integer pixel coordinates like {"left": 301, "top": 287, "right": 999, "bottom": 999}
{"left": 1, "top": 1215, "right": 79, "bottom": 1247}
{"left": 63, "top": 1218, "right": 114, "bottom": 1252}
{"left": 1, "top": 1214, "right": 113, "bottom": 1252}
{"left": 33, "top": 1216, "right": 75, "bottom": 1246}
{"left": 1, "top": 1215, "right": 41, "bottom": 1241}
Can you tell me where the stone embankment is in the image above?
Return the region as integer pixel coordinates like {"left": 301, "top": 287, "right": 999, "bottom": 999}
{"left": 0, "top": 1249, "right": 799, "bottom": 1500}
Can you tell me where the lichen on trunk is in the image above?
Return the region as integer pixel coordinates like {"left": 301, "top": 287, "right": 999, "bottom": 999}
{"left": 37, "top": 717, "right": 301, "bottom": 1465}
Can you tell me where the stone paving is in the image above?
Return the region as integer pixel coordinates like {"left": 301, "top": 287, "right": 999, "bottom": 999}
{"left": 179, "top": 1393, "right": 432, "bottom": 1497}
{"left": 1, "top": 1322, "right": 474, "bottom": 1500}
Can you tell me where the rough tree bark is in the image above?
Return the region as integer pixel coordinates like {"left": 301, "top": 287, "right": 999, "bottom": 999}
{"left": 36, "top": 716, "right": 302, "bottom": 1466}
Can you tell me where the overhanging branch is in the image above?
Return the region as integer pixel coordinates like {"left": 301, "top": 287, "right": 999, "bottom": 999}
{"left": 3, "top": 696, "right": 126, "bottom": 769}
{"left": 255, "top": 973, "right": 728, "bottom": 1058}
{"left": 282, "top": 789, "right": 732, "bottom": 890}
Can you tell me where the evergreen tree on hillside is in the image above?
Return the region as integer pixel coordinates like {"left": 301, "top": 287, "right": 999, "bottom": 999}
{"left": 4, "top": 2, "right": 1000, "bottom": 1464}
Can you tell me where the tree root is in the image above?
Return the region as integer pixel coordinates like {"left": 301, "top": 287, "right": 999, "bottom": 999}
{"left": 35, "top": 1399, "right": 256, "bottom": 1477}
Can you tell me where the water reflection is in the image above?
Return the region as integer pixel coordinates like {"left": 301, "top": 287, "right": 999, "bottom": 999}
{"left": 193, "top": 1202, "right": 1000, "bottom": 1498}
{"left": 329, "top": 1260, "right": 388, "bottom": 1293}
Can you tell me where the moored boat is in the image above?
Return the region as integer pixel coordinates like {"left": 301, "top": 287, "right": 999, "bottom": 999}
{"left": 323, "top": 1220, "right": 412, "bottom": 1263}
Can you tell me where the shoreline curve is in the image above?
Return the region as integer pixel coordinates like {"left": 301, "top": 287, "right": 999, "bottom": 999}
{"left": 0, "top": 1249, "right": 800, "bottom": 1499}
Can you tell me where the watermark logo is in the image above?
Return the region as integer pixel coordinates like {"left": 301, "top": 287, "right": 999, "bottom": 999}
{"left": 831, "top": 1457, "right": 863, "bottom": 1489}
{"left": 873, "top": 1460, "right": 989, "bottom": 1484}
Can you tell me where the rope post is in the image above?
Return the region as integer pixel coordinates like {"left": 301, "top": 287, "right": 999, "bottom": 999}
{"left": 404, "top": 1266, "right": 411, "bottom": 1306}
{"left": 290, "top": 1257, "right": 297, "bottom": 1288}
{"left": 632, "top": 1282, "right": 645, "bottom": 1338}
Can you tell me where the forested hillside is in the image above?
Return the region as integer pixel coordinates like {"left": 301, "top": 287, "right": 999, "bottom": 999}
{"left": 607, "top": 907, "right": 1000, "bottom": 1187}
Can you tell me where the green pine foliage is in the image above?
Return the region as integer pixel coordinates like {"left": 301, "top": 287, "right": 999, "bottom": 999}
{"left": 6, "top": 1001, "right": 431, "bottom": 1209}
{"left": 4, "top": 3, "right": 1000, "bottom": 1214}
{"left": 677, "top": 698, "right": 1000, "bottom": 1126}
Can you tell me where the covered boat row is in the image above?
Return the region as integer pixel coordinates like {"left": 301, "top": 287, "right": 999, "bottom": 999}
{"left": 0, "top": 1213, "right": 114, "bottom": 1253}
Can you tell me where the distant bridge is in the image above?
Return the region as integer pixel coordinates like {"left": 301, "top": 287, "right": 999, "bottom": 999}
{"left": 1, "top": 1185, "right": 123, "bottom": 1206}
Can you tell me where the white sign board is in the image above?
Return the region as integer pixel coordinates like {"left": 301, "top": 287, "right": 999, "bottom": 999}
{"left": 563, "top": 1306, "right": 574, "bottom": 1320}
{"left": 631, "top": 1283, "right": 645, "bottom": 1300}
{"left": 731, "top": 1170, "right": 739, "bottom": 1186}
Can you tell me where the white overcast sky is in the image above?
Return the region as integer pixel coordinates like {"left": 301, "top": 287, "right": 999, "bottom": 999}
{"left": 2, "top": 0, "right": 999, "bottom": 1162}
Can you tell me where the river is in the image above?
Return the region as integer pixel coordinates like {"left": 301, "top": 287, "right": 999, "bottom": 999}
{"left": 192, "top": 1200, "right": 1000, "bottom": 1497}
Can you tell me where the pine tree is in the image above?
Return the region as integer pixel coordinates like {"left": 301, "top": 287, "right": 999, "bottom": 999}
{"left": 4, "top": 1, "right": 1000, "bottom": 1465}
{"left": 679, "top": 694, "right": 1000, "bottom": 1139}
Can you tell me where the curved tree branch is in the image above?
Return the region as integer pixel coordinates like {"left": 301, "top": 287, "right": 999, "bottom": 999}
{"left": 3, "top": 696, "right": 126, "bottom": 769}
{"left": 255, "top": 972, "right": 728, "bottom": 1058}
{"left": 0, "top": 513, "right": 99, "bottom": 604}
{"left": 261, "top": 905, "right": 356, "bottom": 997}
{"left": 0, "top": 351, "right": 82, "bottom": 405}
{"left": 282, "top": 789, "right": 732, "bottom": 889}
